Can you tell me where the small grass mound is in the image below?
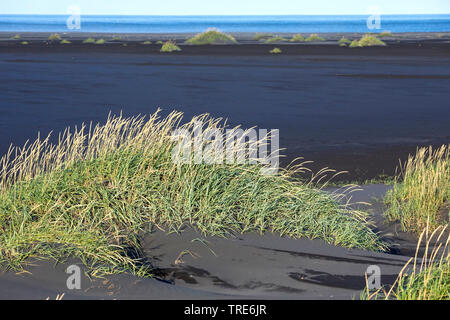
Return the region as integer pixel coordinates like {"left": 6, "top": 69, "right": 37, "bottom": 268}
{"left": 265, "top": 36, "right": 287, "bottom": 44}
{"left": 141, "top": 41, "right": 152, "bottom": 45}
{"left": 305, "top": 34, "right": 325, "bottom": 42}
{"left": 82, "top": 38, "right": 96, "bottom": 44}
{"left": 363, "top": 225, "right": 449, "bottom": 300}
{"left": 13, "top": 34, "right": 21, "bottom": 39}
{"left": 48, "top": 34, "right": 61, "bottom": 41}
{"left": 349, "top": 35, "right": 386, "bottom": 47}
{"left": 60, "top": 40, "right": 71, "bottom": 44}
{"left": 186, "top": 28, "right": 237, "bottom": 45}
{"left": 290, "top": 34, "right": 305, "bottom": 42}
{"left": 269, "top": 47, "right": 282, "bottom": 54}
{"left": 338, "top": 37, "right": 351, "bottom": 46}
{"left": 0, "top": 111, "right": 384, "bottom": 277}
{"left": 253, "top": 33, "right": 272, "bottom": 41}
{"left": 378, "top": 31, "right": 393, "bottom": 38}
{"left": 160, "top": 41, "right": 181, "bottom": 52}
{"left": 384, "top": 145, "right": 449, "bottom": 233}
{"left": 95, "top": 39, "right": 106, "bottom": 45}
{"left": 20, "top": 41, "right": 28, "bottom": 45}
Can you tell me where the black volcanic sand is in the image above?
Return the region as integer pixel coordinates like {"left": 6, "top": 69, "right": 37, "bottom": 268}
{"left": 1, "top": 32, "right": 449, "bottom": 181}
{"left": 1, "top": 185, "right": 445, "bottom": 300}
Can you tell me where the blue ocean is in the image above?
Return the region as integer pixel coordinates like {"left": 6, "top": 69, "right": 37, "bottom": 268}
{"left": 0, "top": 14, "right": 449, "bottom": 33}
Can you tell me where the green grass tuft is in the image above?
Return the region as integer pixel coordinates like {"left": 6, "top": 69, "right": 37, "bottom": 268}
{"left": 305, "top": 34, "right": 325, "bottom": 42}
{"left": 20, "top": 41, "right": 28, "bottom": 45}
{"left": 13, "top": 34, "right": 21, "bottom": 40}
{"left": 264, "top": 36, "right": 287, "bottom": 44}
{"left": 290, "top": 34, "right": 305, "bottom": 42}
{"left": 95, "top": 39, "right": 106, "bottom": 45}
{"left": 186, "top": 28, "right": 237, "bottom": 45}
{"left": 349, "top": 35, "right": 386, "bottom": 48}
{"left": 160, "top": 41, "right": 181, "bottom": 52}
{"left": 378, "top": 31, "right": 393, "bottom": 38}
{"left": 269, "top": 47, "right": 282, "bottom": 54}
{"left": 60, "top": 40, "right": 71, "bottom": 44}
{"left": 82, "top": 38, "right": 96, "bottom": 44}
{"left": 0, "top": 111, "right": 385, "bottom": 277}
{"left": 384, "top": 145, "right": 449, "bottom": 233}
{"left": 48, "top": 34, "right": 61, "bottom": 41}
{"left": 141, "top": 41, "right": 152, "bottom": 45}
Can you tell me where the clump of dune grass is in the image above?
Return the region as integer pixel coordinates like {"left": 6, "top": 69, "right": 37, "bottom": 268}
{"left": 111, "top": 36, "right": 122, "bottom": 41}
{"left": 349, "top": 35, "right": 386, "bottom": 48}
{"left": 13, "top": 34, "right": 21, "bottom": 40}
{"left": 20, "top": 41, "right": 28, "bottom": 45}
{"left": 186, "top": 28, "right": 237, "bottom": 45}
{"left": 160, "top": 41, "right": 181, "bottom": 52}
{"left": 290, "top": 34, "right": 305, "bottom": 42}
{"left": 48, "top": 34, "right": 61, "bottom": 41}
{"left": 363, "top": 224, "right": 449, "bottom": 300}
{"left": 155, "top": 40, "right": 163, "bottom": 45}
{"left": 269, "top": 47, "right": 282, "bottom": 54}
{"left": 305, "top": 34, "right": 325, "bottom": 42}
{"left": 141, "top": 41, "right": 152, "bottom": 45}
{"left": 384, "top": 145, "right": 449, "bottom": 233}
{"left": 95, "top": 39, "right": 106, "bottom": 45}
{"left": 253, "top": 33, "right": 272, "bottom": 41}
{"left": 264, "top": 36, "right": 287, "bottom": 44}
{"left": 82, "top": 38, "right": 96, "bottom": 44}
{"left": 378, "top": 31, "right": 393, "bottom": 38}
{"left": 60, "top": 40, "right": 71, "bottom": 44}
{"left": 0, "top": 110, "right": 385, "bottom": 277}
{"left": 338, "top": 37, "right": 351, "bottom": 47}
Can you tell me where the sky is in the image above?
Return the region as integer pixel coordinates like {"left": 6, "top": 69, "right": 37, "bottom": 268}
{"left": 1, "top": 0, "right": 449, "bottom": 15}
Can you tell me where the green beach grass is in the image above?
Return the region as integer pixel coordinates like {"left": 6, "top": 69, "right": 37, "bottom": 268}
{"left": 349, "top": 35, "right": 386, "bottom": 47}
{"left": 82, "top": 38, "right": 96, "bottom": 44}
{"left": 290, "top": 34, "right": 305, "bottom": 42}
{"left": 160, "top": 41, "right": 181, "bottom": 52}
{"left": 269, "top": 47, "right": 282, "bottom": 54}
{"left": 253, "top": 33, "right": 272, "bottom": 41}
{"left": 305, "top": 34, "right": 325, "bottom": 42}
{"left": 264, "top": 36, "right": 287, "bottom": 44}
{"left": 48, "top": 33, "right": 61, "bottom": 41}
{"left": 363, "top": 225, "right": 449, "bottom": 300}
{"left": 384, "top": 145, "right": 449, "bottom": 233}
{"left": 0, "top": 111, "right": 385, "bottom": 277}
{"left": 186, "top": 29, "right": 237, "bottom": 45}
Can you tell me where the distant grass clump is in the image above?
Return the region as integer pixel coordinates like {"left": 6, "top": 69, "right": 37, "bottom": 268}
{"left": 363, "top": 225, "right": 449, "bottom": 300}
{"left": 60, "top": 40, "right": 71, "bottom": 44}
{"left": 0, "top": 111, "right": 385, "bottom": 277}
{"left": 305, "top": 34, "right": 325, "bottom": 42}
{"left": 269, "top": 47, "right": 282, "bottom": 54}
{"left": 290, "top": 34, "right": 305, "bottom": 42}
{"left": 186, "top": 28, "right": 237, "bottom": 45}
{"left": 141, "top": 41, "right": 152, "bottom": 45}
{"left": 338, "top": 37, "right": 351, "bottom": 46}
{"left": 82, "top": 38, "right": 96, "bottom": 44}
{"left": 384, "top": 145, "right": 449, "bottom": 233}
{"left": 156, "top": 40, "right": 163, "bottom": 44}
{"left": 264, "top": 36, "right": 287, "bottom": 44}
{"left": 48, "top": 33, "right": 61, "bottom": 41}
{"left": 253, "top": 33, "right": 272, "bottom": 41}
{"left": 378, "top": 31, "right": 393, "bottom": 38}
{"left": 160, "top": 41, "right": 181, "bottom": 52}
{"left": 13, "top": 34, "right": 21, "bottom": 40}
{"left": 20, "top": 41, "right": 28, "bottom": 45}
{"left": 349, "top": 35, "right": 386, "bottom": 47}
{"left": 95, "top": 39, "right": 106, "bottom": 45}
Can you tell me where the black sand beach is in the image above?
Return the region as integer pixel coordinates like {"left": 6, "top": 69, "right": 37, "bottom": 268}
{"left": 0, "top": 184, "right": 440, "bottom": 300}
{"left": 0, "top": 32, "right": 448, "bottom": 300}
{"left": 0, "top": 32, "right": 449, "bottom": 180}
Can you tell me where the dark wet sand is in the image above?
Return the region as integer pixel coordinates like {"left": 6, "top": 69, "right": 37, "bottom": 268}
{"left": 1, "top": 33, "right": 449, "bottom": 181}
{"left": 1, "top": 185, "right": 443, "bottom": 300}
